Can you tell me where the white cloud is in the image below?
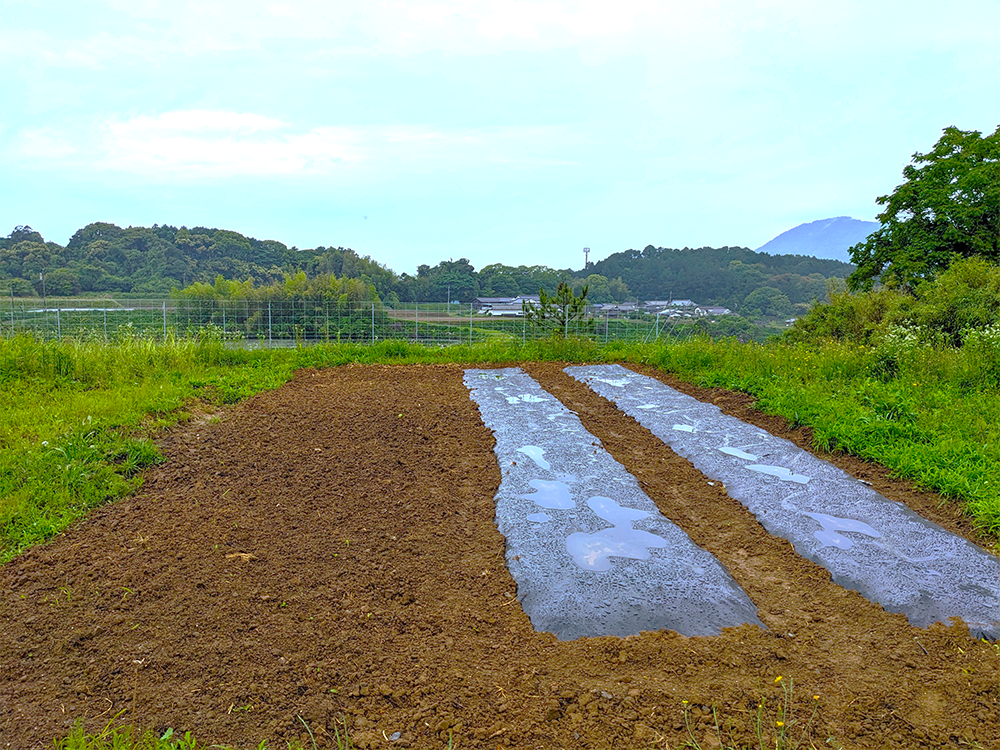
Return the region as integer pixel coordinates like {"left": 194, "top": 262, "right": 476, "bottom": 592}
{"left": 7, "top": 110, "right": 581, "bottom": 180}
{"left": 114, "top": 110, "right": 285, "bottom": 136}
{"left": 99, "top": 112, "right": 362, "bottom": 177}
{"left": 6, "top": 0, "right": 695, "bottom": 65}
{"left": 11, "top": 127, "right": 80, "bottom": 159}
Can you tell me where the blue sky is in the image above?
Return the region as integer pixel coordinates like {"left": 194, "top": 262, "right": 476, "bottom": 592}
{"left": 2, "top": 0, "right": 999, "bottom": 274}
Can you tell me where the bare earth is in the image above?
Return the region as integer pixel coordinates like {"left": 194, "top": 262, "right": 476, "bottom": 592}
{"left": 2, "top": 363, "right": 998, "bottom": 749}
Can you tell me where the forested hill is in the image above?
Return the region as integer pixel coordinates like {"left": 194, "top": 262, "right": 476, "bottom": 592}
{"left": 588, "top": 245, "right": 854, "bottom": 307}
{"left": 2, "top": 223, "right": 852, "bottom": 311}
{"left": 0, "top": 222, "right": 396, "bottom": 298}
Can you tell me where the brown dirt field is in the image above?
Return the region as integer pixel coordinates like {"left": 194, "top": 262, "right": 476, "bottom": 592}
{"left": 2, "top": 362, "right": 999, "bottom": 750}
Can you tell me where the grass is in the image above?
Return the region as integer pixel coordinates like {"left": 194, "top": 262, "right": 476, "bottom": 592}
{"left": 53, "top": 714, "right": 349, "bottom": 750}
{"left": 0, "top": 336, "right": 285, "bottom": 563}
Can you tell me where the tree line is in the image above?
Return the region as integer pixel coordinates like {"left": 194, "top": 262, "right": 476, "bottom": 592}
{"left": 1, "top": 221, "right": 854, "bottom": 316}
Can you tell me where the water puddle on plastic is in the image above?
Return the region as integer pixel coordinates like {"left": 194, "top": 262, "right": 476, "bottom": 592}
{"left": 521, "top": 479, "right": 575, "bottom": 510}
{"left": 566, "top": 497, "right": 669, "bottom": 572}
{"left": 804, "top": 512, "right": 882, "bottom": 550}
{"left": 746, "top": 464, "right": 810, "bottom": 484}
{"left": 517, "top": 445, "right": 550, "bottom": 470}
{"left": 718, "top": 446, "right": 758, "bottom": 461}
{"left": 505, "top": 393, "right": 546, "bottom": 404}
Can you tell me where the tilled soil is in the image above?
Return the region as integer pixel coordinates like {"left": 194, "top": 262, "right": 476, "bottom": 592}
{"left": 2, "top": 363, "right": 999, "bottom": 750}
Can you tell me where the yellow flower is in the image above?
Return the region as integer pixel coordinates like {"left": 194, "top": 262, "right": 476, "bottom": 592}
{"left": 774, "top": 676, "right": 783, "bottom": 683}
{"left": 813, "top": 695, "right": 819, "bottom": 701}
{"left": 776, "top": 721, "right": 784, "bottom": 728}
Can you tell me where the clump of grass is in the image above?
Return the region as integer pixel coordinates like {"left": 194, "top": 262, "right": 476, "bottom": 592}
{"left": 54, "top": 721, "right": 206, "bottom": 750}
{"left": 54, "top": 715, "right": 349, "bottom": 750}
{"left": 679, "top": 676, "right": 831, "bottom": 750}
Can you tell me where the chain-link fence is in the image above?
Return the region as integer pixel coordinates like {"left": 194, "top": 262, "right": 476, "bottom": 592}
{"left": 0, "top": 298, "right": 703, "bottom": 346}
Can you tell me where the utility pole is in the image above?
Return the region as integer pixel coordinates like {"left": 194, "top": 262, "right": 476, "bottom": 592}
{"left": 583, "top": 247, "right": 590, "bottom": 268}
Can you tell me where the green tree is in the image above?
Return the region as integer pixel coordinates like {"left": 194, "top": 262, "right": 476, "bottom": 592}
{"left": 6, "top": 225, "right": 44, "bottom": 245}
{"left": 44, "top": 268, "right": 82, "bottom": 295}
{"left": 479, "top": 265, "right": 520, "bottom": 297}
{"left": 742, "top": 286, "right": 791, "bottom": 318}
{"left": 2, "top": 277, "right": 35, "bottom": 296}
{"left": 607, "top": 276, "right": 631, "bottom": 302}
{"left": 849, "top": 125, "right": 1000, "bottom": 291}
{"left": 523, "top": 282, "right": 591, "bottom": 337}
{"left": 580, "top": 274, "right": 612, "bottom": 303}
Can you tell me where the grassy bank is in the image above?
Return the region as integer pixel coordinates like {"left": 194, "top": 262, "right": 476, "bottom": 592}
{"left": 3, "top": 331, "right": 1000, "bottom": 566}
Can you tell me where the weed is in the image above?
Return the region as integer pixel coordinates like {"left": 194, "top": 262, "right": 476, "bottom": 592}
{"left": 54, "top": 716, "right": 354, "bottom": 750}
{"left": 679, "top": 676, "right": 831, "bottom": 750}
{"left": 295, "top": 716, "right": 317, "bottom": 750}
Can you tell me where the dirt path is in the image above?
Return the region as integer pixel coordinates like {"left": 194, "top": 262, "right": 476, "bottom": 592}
{"left": 1, "top": 363, "right": 998, "bottom": 749}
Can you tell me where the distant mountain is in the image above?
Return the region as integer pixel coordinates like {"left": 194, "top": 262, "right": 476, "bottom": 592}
{"left": 756, "top": 217, "right": 878, "bottom": 264}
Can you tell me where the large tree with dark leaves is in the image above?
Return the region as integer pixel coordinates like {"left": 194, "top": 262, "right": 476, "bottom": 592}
{"left": 849, "top": 125, "right": 1000, "bottom": 291}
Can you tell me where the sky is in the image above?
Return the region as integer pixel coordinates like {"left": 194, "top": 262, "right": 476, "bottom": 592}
{"left": 2, "top": 0, "right": 999, "bottom": 275}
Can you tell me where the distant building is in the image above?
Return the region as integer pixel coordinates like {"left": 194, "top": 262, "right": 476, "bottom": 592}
{"left": 694, "top": 306, "right": 732, "bottom": 317}
{"left": 644, "top": 299, "right": 698, "bottom": 314}
{"left": 594, "top": 302, "right": 641, "bottom": 318}
{"left": 477, "top": 295, "right": 540, "bottom": 316}
{"left": 642, "top": 301, "right": 671, "bottom": 314}
{"left": 473, "top": 297, "right": 513, "bottom": 311}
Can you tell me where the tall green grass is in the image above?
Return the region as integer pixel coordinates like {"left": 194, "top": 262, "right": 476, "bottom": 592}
{"left": 1, "top": 336, "right": 290, "bottom": 562}
{"left": 4, "top": 330, "right": 1000, "bottom": 565}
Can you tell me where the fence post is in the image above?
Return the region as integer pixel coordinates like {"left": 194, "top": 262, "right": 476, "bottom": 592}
{"left": 415, "top": 303, "right": 419, "bottom": 341}
{"left": 268, "top": 302, "right": 272, "bottom": 348}
{"left": 469, "top": 303, "right": 473, "bottom": 345}
{"left": 162, "top": 301, "right": 167, "bottom": 340}
{"left": 564, "top": 304, "right": 568, "bottom": 339}
{"left": 57, "top": 307, "right": 62, "bottom": 340}
{"left": 371, "top": 302, "right": 375, "bottom": 344}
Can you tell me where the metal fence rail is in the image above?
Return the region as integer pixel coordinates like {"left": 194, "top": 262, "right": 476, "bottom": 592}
{"left": 0, "top": 298, "right": 697, "bottom": 346}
